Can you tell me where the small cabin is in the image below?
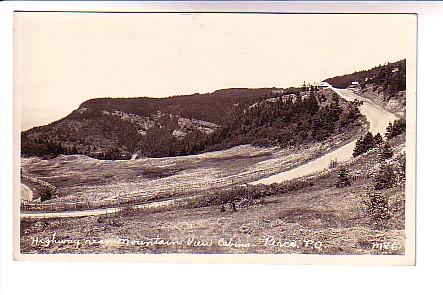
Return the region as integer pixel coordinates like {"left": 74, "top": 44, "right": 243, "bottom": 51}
{"left": 349, "top": 81, "right": 359, "bottom": 88}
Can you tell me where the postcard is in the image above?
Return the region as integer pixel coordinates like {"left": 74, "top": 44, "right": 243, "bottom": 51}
{"left": 14, "top": 12, "right": 416, "bottom": 265}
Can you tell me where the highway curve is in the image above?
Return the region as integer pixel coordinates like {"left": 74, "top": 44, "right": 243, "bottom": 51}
{"left": 20, "top": 87, "right": 398, "bottom": 218}
{"left": 252, "top": 87, "right": 398, "bottom": 185}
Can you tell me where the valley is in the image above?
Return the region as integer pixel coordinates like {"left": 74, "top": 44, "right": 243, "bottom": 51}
{"left": 19, "top": 60, "right": 408, "bottom": 255}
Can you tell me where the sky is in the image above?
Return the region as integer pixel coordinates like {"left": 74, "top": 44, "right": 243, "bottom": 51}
{"left": 14, "top": 12, "right": 416, "bottom": 131}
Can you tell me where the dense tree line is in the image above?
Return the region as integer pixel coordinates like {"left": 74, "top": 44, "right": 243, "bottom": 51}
{"left": 385, "top": 118, "right": 406, "bottom": 139}
{"left": 353, "top": 117, "right": 405, "bottom": 158}
{"left": 324, "top": 59, "right": 406, "bottom": 96}
{"left": 168, "top": 88, "right": 362, "bottom": 156}
{"left": 80, "top": 88, "right": 276, "bottom": 125}
{"left": 22, "top": 88, "right": 363, "bottom": 160}
{"left": 21, "top": 109, "right": 141, "bottom": 159}
{"left": 22, "top": 88, "right": 274, "bottom": 159}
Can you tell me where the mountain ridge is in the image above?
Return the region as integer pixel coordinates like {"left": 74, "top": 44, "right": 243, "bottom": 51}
{"left": 21, "top": 60, "right": 406, "bottom": 160}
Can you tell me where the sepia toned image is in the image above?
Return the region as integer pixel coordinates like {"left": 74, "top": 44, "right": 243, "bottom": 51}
{"left": 14, "top": 12, "right": 416, "bottom": 264}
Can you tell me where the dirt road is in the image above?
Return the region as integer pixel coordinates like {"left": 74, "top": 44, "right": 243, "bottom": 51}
{"left": 334, "top": 88, "right": 398, "bottom": 135}
{"left": 252, "top": 87, "right": 398, "bottom": 185}
{"left": 20, "top": 87, "right": 398, "bottom": 218}
{"left": 20, "top": 194, "right": 199, "bottom": 219}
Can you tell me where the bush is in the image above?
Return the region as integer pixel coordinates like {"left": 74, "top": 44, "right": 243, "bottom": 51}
{"left": 373, "top": 162, "right": 396, "bottom": 190}
{"left": 379, "top": 142, "right": 394, "bottom": 161}
{"left": 353, "top": 132, "right": 377, "bottom": 157}
{"left": 40, "top": 187, "right": 55, "bottom": 201}
{"left": 363, "top": 189, "right": 390, "bottom": 222}
{"left": 336, "top": 166, "right": 351, "bottom": 188}
{"left": 374, "top": 132, "right": 384, "bottom": 145}
{"left": 329, "top": 158, "right": 338, "bottom": 169}
{"left": 385, "top": 118, "right": 406, "bottom": 139}
{"left": 396, "top": 152, "right": 406, "bottom": 181}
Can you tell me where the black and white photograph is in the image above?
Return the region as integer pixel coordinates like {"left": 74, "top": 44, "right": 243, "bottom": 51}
{"left": 14, "top": 11, "right": 416, "bottom": 264}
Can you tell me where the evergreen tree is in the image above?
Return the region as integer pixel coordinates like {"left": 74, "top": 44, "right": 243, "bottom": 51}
{"left": 373, "top": 162, "right": 395, "bottom": 190}
{"left": 379, "top": 141, "right": 393, "bottom": 161}
{"left": 336, "top": 166, "right": 351, "bottom": 188}
{"left": 385, "top": 119, "right": 406, "bottom": 139}
{"left": 391, "top": 118, "right": 406, "bottom": 139}
{"left": 363, "top": 189, "right": 390, "bottom": 222}
{"left": 374, "top": 132, "right": 384, "bottom": 145}
{"left": 385, "top": 122, "right": 393, "bottom": 139}
{"left": 353, "top": 132, "right": 377, "bottom": 157}
{"left": 363, "top": 131, "right": 375, "bottom": 148}
{"left": 306, "top": 90, "right": 319, "bottom": 115}
{"left": 353, "top": 136, "right": 363, "bottom": 157}
{"left": 327, "top": 102, "right": 342, "bottom": 123}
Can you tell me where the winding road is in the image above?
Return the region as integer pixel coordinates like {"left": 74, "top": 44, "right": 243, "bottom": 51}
{"left": 20, "top": 86, "right": 398, "bottom": 218}
{"left": 251, "top": 87, "right": 398, "bottom": 185}
{"left": 20, "top": 194, "right": 200, "bottom": 219}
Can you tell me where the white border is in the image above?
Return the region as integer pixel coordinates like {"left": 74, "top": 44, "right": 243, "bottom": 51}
{"left": 1, "top": 1, "right": 442, "bottom": 295}
{"left": 12, "top": 11, "right": 416, "bottom": 266}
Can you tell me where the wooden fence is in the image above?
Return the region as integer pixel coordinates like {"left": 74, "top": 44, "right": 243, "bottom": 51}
{"left": 20, "top": 193, "right": 158, "bottom": 212}
{"left": 20, "top": 150, "right": 375, "bottom": 214}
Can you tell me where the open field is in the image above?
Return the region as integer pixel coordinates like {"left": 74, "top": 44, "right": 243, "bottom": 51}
{"left": 19, "top": 86, "right": 407, "bottom": 255}
{"left": 20, "top": 171, "right": 405, "bottom": 255}
{"left": 20, "top": 131, "right": 406, "bottom": 254}
{"left": 20, "top": 117, "right": 366, "bottom": 210}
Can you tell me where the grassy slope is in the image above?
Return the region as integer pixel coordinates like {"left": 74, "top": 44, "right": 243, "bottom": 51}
{"left": 354, "top": 85, "right": 406, "bottom": 116}
{"left": 20, "top": 180, "right": 404, "bottom": 255}
{"left": 21, "top": 136, "right": 405, "bottom": 255}
{"left": 20, "top": 114, "right": 367, "bottom": 206}
{"left": 20, "top": 89, "right": 406, "bottom": 255}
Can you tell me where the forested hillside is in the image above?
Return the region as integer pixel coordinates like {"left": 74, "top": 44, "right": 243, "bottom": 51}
{"left": 197, "top": 89, "right": 362, "bottom": 153}
{"left": 21, "top": 86, "right": 363, "bottom": 160}
{"left": 324, "top": 59, "right": 406, "bottom": 96}
{"left": 80, "top": 88, "right": 275, "bottom": 125}
{"left": 22, "top": 88, "right": 273, "bottom": 158}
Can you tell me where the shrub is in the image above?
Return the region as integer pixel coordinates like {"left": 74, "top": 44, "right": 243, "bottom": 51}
{"left": 389, "top": 152, "right": 406, "bottom": 184}
{"left": 329, "top": 158, "right": 338, "bottom": 169}
{"left": 373, "top": 162, "right": 396, "bottom": 190}
{"left": 379, "top": 142, "right": 394, "bottom": 161}
{"left": 336, "top": 166, "right": 351, "bottom": 188}
{"left": 363, "top": 189, "right": 390, "bottom": 221}
{"left": 386, "top": 118, "right": 406, "bottom": 139}
{"left": 353, "top": 132, "right": 377, "bottom": 157}
{"left": 374, "top": 132, "right": 384, "bottom": 145}
{"left": 40, "top": 187, "right": 55, "bottom": 201}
